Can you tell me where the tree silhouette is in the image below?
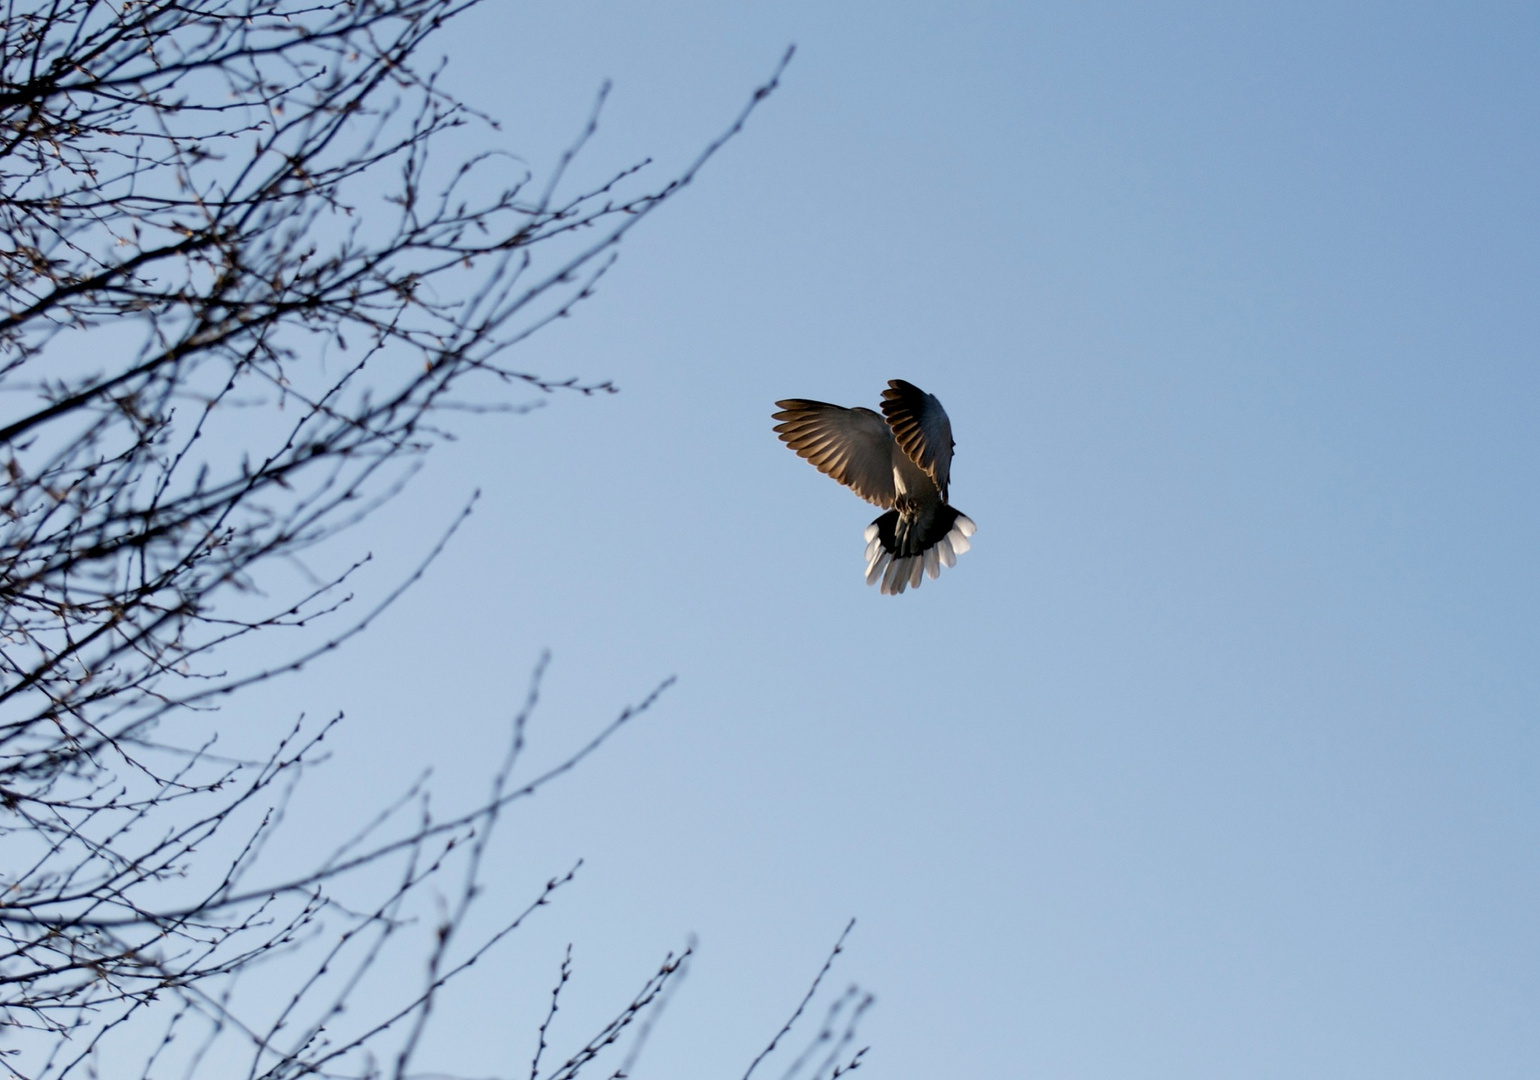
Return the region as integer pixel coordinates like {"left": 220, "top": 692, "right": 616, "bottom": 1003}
{"left": 0, "top": 3, "right": 864, "bottom": 1076}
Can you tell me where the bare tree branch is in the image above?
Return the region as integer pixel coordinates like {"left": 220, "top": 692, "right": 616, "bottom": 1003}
{"left": 0, "top": 4, "right": 856, "bottom": 1077}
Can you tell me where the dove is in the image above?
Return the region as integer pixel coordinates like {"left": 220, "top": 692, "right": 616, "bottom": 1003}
{"left": 773, "top": 380, "right": 976, "bottom": 595}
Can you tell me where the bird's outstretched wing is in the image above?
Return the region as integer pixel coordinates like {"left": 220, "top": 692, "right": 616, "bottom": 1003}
{"left": 772, "top": 400, "right": 897, "bottom": 508}
{"left": 880, "top": 379, "right": 953, "bottom": 500}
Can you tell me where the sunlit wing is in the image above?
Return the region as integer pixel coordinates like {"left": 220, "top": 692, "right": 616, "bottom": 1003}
{"left": 879, "top": 379, "right": 953, "bottom": 500}
{"left": 772, "top": 400, "right": 897, "bottom": 508}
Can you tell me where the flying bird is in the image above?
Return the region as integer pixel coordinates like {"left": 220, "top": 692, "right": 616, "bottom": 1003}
{"left": 773, "top": 380, "right": 976, "bottom": 595}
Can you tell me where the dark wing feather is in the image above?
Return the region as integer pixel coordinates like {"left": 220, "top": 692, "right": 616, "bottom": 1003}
{"left": 772, "top": 400, "right": 897, "bottom": 508}
{"left": 880, "top": 379, "right": 954, "bottom": 500}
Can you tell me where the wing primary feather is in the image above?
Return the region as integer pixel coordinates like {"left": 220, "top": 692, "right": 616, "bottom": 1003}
{"left": 771, "top": 399, "right": 898, "bottom": 508}
{"left": 879, "top": 380, "right": 954, "bottom": 500}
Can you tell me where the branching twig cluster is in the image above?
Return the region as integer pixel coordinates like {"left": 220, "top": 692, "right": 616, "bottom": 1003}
{"left": 0, "top": 3, "right": 852, "bottom": 1076}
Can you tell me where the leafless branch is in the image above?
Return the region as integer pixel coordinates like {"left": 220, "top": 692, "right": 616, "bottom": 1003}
{"left": 0, "top": 5, "right": 854, "bottom": 1077}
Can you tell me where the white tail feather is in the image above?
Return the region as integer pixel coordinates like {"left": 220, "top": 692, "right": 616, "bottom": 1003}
{"left": 866, "top": 550, "right": 891, "bottom": 585}
{"left": 938, "top": 535, "right": 957, "bottom": 567}
{"left": 861, "top": 514, "right": 975, "bottom": 594}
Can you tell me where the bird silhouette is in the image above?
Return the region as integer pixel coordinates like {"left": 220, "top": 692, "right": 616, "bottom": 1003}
{"left": 773, "top": 380, "right": 975, "bottom": 595}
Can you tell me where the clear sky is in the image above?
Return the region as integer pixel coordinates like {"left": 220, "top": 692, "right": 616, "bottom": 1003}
{"left": 241, "top": 3, "right": 1539, "bottom": 1077}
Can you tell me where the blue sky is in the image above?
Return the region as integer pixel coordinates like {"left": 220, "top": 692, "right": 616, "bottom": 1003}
{"left": 242, "top": 3, "right": 1539, "bottom": 1077}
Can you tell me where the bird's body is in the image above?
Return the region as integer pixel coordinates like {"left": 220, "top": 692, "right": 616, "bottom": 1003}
{"left": 773, "top": 380, "right": 975, "bottom": 594}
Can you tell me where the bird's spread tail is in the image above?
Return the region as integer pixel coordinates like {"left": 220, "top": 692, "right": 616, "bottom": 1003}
{"left": 864, "top": 506, "right": 975, "bottom": 595}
